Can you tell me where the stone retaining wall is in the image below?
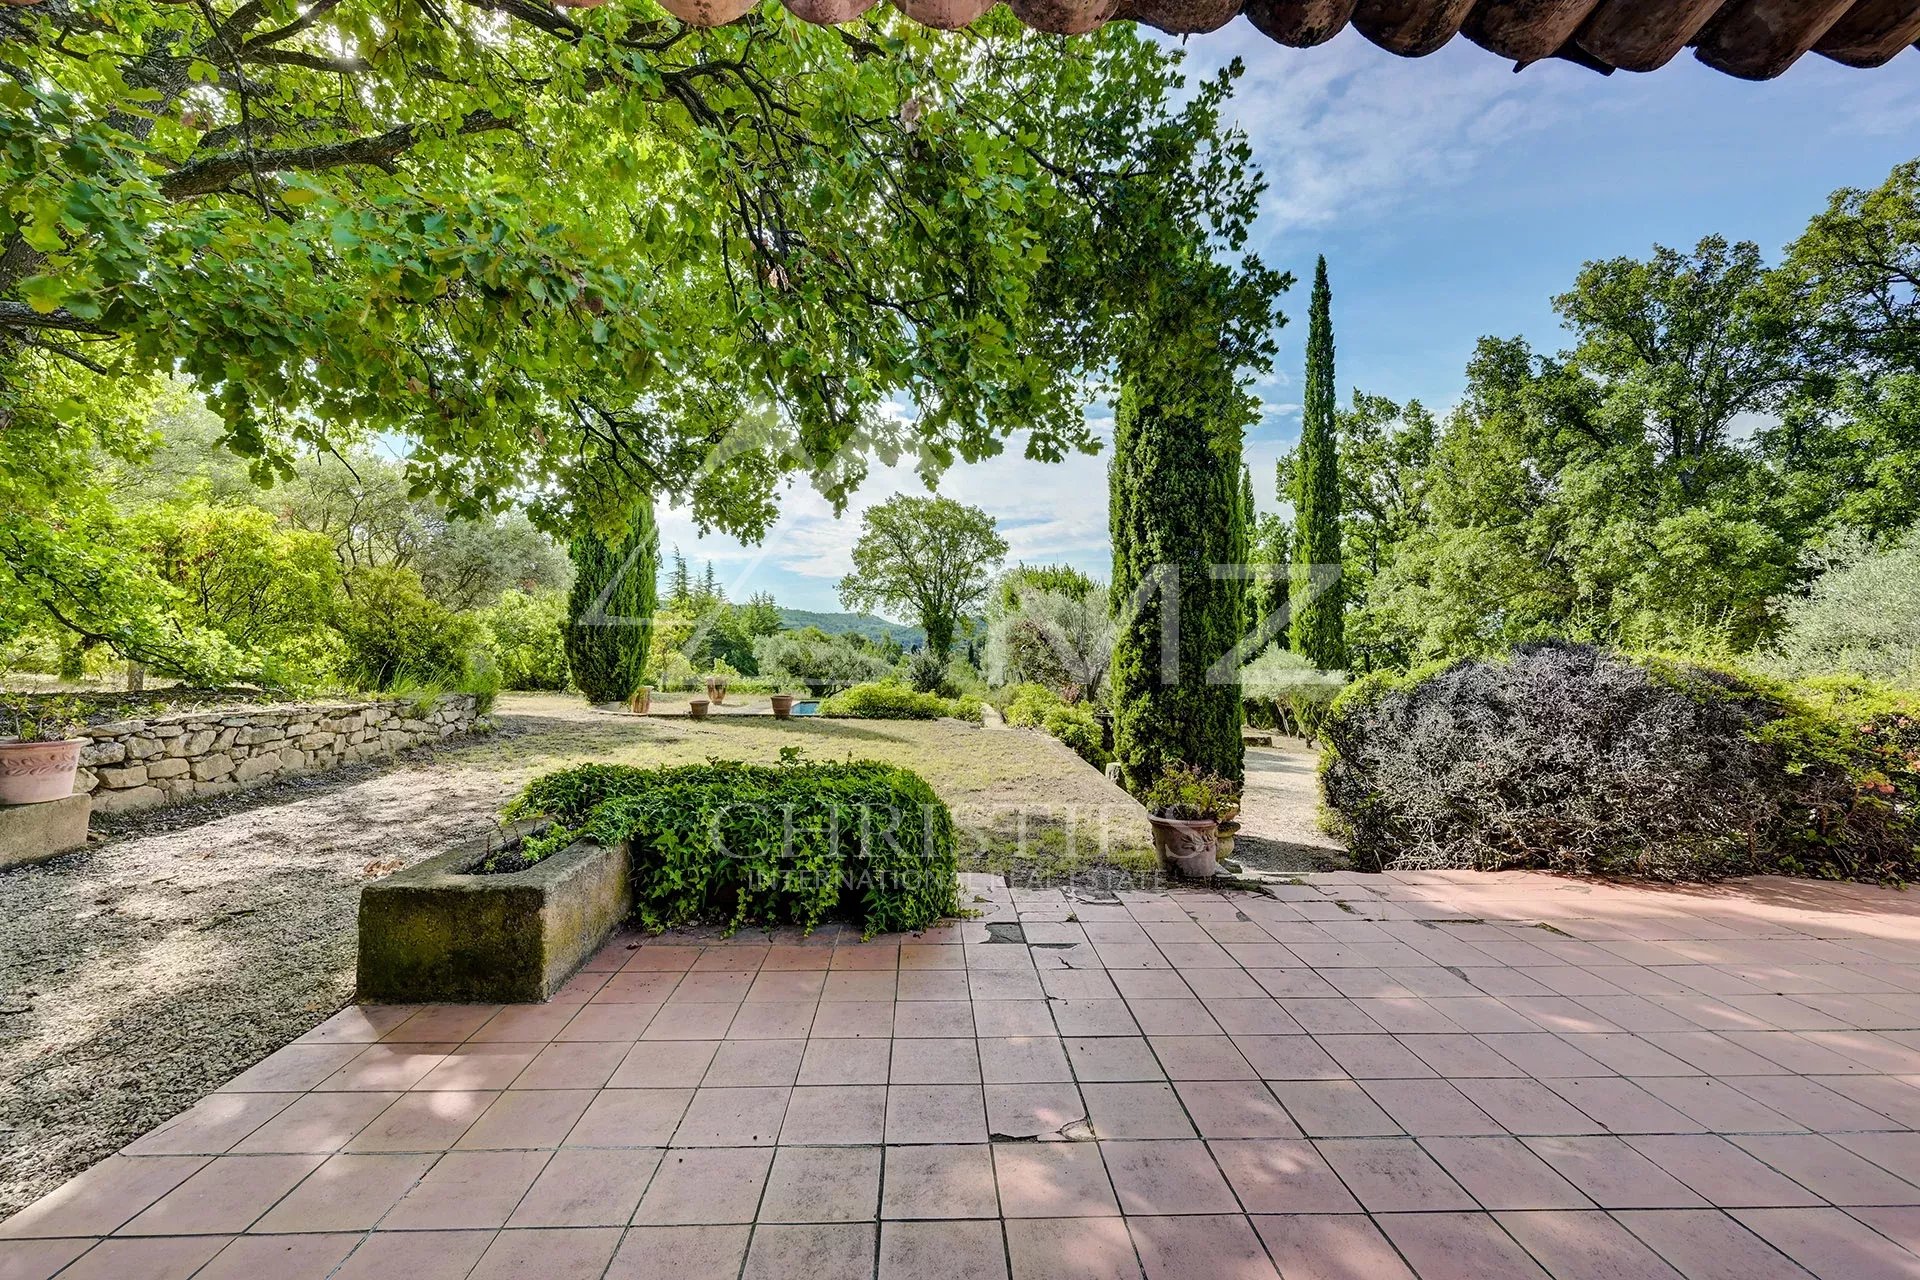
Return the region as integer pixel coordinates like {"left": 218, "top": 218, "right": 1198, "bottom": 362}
{"left": 76, "top": 695, "right": 484, "bottom": 816}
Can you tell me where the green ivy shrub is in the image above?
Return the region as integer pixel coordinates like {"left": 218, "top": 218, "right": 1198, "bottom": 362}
{"left": 332, "top": 565, "right": 480, "bottom": 689}
{"left": 1322, "top": 641, "right": 1920, "bottom": 883}
{"left": 505, "top": 758, "right": 960, "bottom": 936}
{"left": 819, "top": 681, "right": 982, "bottom": 723}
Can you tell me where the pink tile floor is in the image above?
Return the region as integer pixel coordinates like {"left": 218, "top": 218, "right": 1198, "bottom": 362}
{"left": 10, "top": 870, "right": 1920, "bottom": 1278}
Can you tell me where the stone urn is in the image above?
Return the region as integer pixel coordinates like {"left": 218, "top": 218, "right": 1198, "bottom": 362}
{"left": 705, "top": 676, "right": 728, "bottom": 706}
{"left": 1147, "top": 814, "right": 1219, "bottom": 879}
{"left": 1215, "top": 819, "right": 1240, "bottom": 865}
{"left": 628, "top": 687, "right": 652, "bottom": 715}
{"left": 688, "top": 698, "right": 710, "bottom": 721}
{"left": 770, "top": 694, "right": 796, "bottom": 720}
{"left": 0, "top": 738, "right": 87, "bottom": 805}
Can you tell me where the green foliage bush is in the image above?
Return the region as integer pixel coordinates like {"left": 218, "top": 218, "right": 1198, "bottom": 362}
{"left": 905, "top": 649, "right": 958, "bottom": 697}
{"left": 332, "top": 566, "right": 480, "bottom": 690}
{"left": 1322, "top": 641, "right": 1920, "bottom": 883}
{"left": 1142, "top": 763, "right": 1241, "bottom": 821}
{"left": 754, "top": 628, "right": 894, "bottom": 695}
{"left": 1240, "top": 646, "right": 1346, "bottom": 744}
{"left": 1002, "top": 683, "right": 1064, "bottom": 728}
{"left": 505, "top": 758, "right": 960, "bottom": 936}
{"left": 819, "top": 681, "right": 982, "bottom": 723}
{"left": 1042, "top": 703, "right": 1108, "bottom": 769}
{"left": 478, "top": 589, "right": 570, "bottom": 691}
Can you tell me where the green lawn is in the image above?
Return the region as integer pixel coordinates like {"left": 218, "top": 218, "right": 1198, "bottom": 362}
{"left": 464, "top": 694, "right": 1157, "bottom": 882}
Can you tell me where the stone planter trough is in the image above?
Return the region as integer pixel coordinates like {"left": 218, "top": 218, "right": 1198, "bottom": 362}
{"left": 358, "top": 819, "right": 631, "bottom": 1003}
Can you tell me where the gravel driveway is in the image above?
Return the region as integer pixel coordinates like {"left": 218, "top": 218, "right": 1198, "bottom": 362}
{"left": 0, "top": 698, "right": 603, "bottom": 1216}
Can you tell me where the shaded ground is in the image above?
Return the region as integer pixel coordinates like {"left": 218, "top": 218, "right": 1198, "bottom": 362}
{"left": 0, "top": 695, "right": 1150, "bottom": 1214}
{"left": 1230, "top": 741, "right": 1349, "bottom": 875}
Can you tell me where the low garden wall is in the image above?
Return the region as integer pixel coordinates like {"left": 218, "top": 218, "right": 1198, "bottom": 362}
{"left": 75, "top": 695, "right": 484, "bottom": 816}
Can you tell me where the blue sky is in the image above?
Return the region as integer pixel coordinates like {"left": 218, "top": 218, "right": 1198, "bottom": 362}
{"left": 661, "top": 26, "right": 1920, "bottom": 617}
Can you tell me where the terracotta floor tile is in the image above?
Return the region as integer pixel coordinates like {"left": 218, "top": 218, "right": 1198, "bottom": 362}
{"left": 468, "top": 1003, "right": 579, "bottom": 1043}
{"left": 344, "top": 1090, "right": 494, "bottom": 1153}
{"left": 1266, "top": 1081, "right": 1402, "bottom": 1137}
{"left": 301, "top": 1005, "right": 416, "bottom": 1044}
{"left": 1731, "top": 1134, "right": 1920, "bottom": 1206}
{"left": 670, "top": 1086, "right": 790, "bottom": 1146}
{"left": 565, "top": 1088, "right": 692, "bottom": 1147}
{"left": 507, "top": 1147, "right": 661, "bottom": 1227}
{"left": 1524, "top": 1137, "right": 1711, "bottom": 1209}
{"left": 1733, "top": 1207, "right": 1920, "bottom": 1278}
{"left": 1496, "top": 1209, "right": 1687, "bottom": 1279}
{"left": 116, "top": 1153, "right": 324, "bottom": 1235}
{"left": 1315, "top": 1137, "right": 1476, "bottom": 1212}
{"left": 514, "top": 1040, "right": 630, "bottom": 1090}
{"left": 984, "top": 1082, "right": 1086, "bottom": 1141}
{"left": 899, "top": 970, "right": 975, "bottom": 1002}
{"left": 891, "top": 1037, "right": 982, "bottom": 1085}
{"left": 1251, "top": 1212, "right": 1414, "bottom": 1280}
{"left": 796, "top": 1037, "right": 891, "bottom": 1086}
{"left": 882, "top": 1144, "right": 999, "bottom": 1219}
{"left": 1101, "top": 1140, "right": 1239, "bottom": 1215}
{"left": 1613, "top": 1208, "right": 1817, "bottom": 1280}
{"left": 1360, "top": 1078, "right": 1503, "bottom": 1136}
{"left": 120, "top": 1092, "right": 291, "bottom": 1156}
{"left": 217, "top": 1043, "right": 365, "bottom": 1093}
{"left": 467, "top": 1226, "right": 622, "bottom": 1280}
{"left": 1633, "top": 1075, "right": 1807, "bottom": 1134}
{"left": 972, "top": 1000, "right": 1062, "bottom": 1037}
{"left": 632, "top": 1148, "right": 773, "bottom": 1225}
{"left": 1422, "top": 1135, "right": 1593, "bottom": 1210}
{"left": 1082, "top": 1083, "right": 1196, "bottom": 1139}
{"left": 1128, "top": 999, "right": 1224, "bottom": 1036}
{"left": 385, "top": 1006, "right": 498, "bottom": 1042}
{"left": 411, "top": 1045, "right": 544, "bottom": 1091}
{"left": 822, "top": 971, "right": 898, "bottom": 1002}
{"left": 380, "top": 1149, "right": 549, "bottom": 1230}
{"left": 1129, "top": 1213, "right": 1278, "bottom": 1279}
{"left": 249, "top": 1151, "right": 437, "bottom": 1233}
{"left": 42, "top": 1236, "right": 227, "bottom": 1280}
{"left": 1454, "top": 1078, "right": 1607, "bottom": 1136}
{"left": 609, "top": 1040, "right": 719, "bottom": 1089}
{"left": 1230, "top": 1035, "right": 1345, "bottom": 1081}
{"left": 194, "top": 1232, "right": 359, "bottom": 1280}
{"left": 0, "top": 1238, "right": 96, "bottom": 1280}
{"left": 1148, "top": 1035, "right": 1257, "bottom": 1081}
{"left": 779, "top": 1084, "right": 887, "bottom": 1144}
{"left": 1112, "top": 971, "right": 1198, "bottom": 1000}
{"left": 1005, "top": 1217, "right": 1140, "bottom": 1280}
{"left": 887, "top": 1084, "right": 988, "bottom": 1144}
{"left": 315, "top": 1043, "right": 456, "bottom": 1092}
{"left": 893, "top": 1001, "right": 975, "bottom": 1038}
{"left": 702, "top": 1039, "right": 804, "bottom": 1088}
{"left": 1728, "top": 1075, "right": 1903, "bottom": 1132}
{"left": 1376, "top": 1211, "right": 1551, "bottom": 1279}
{"left": 1832, "top": 1131, "right": 1920, "bottom": 1186}
{"left": 741, "top": 1222, "right": 876, "bottom": 1279}
{"left": 332, "top": 1232, "right": 495, "bottom": 1280}
{"left": 809, "top": 1000, "right": 895, "bottom": 1038}
{"left": 0, "top": 1155, "right": 207, "bottom": 1239}
{"left": 1052, "top": 1000, "right": 1142, "bottom": 1037}
{"left": 1208, "top": 1138, "right": 1359, "bottom": 1214}
{"left": 759, "top": 1146, "right": 881, "bottom": 1223}
{"left": 553, "top": 1003, "right": 661, "bottom": 1042}
{"left": 1628, "top": 1135, "right": 1827, "bottom": 1208}
{"left": 642, "top": 1003, "right": 740, "bottom": 1040}
{"left": 1173, "top": 1081, "right": 1299, "bottom": 1139}
{"left": 994, "top": 1142, "right": 1119, "bottom": 1217}
{"left": 1544, "top": 1076, "right": 1708, "bottom": 1135}
{"left": 879, "top": 1219, "right": 1008, "bottom": 1280}
{"left": 979, "top": 1036, "right": 1072, "bottom": 1084}
{"left": 457, "top": 1088, "right": 595, "bottom": 1150}
{"left": 605, "top": 1225, "right": 752, "bottom": 1280}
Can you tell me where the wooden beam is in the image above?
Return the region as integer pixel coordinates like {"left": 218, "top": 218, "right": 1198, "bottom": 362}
{"left": 1463, "top": 0, "right": 1605, "bottom": 61}
{"left": 1575, "top": 0, "right": 1724, "bottom": 70}
{"left": 1240, "top": 0, "right": 1357, "bottom": 45}
{"left": 1350, "top": 0, "right": 1478, "bottom": 55}
{"left": 1814, "top": 0, "right": 1920, "bottom": 65}
{"left": 1694, "top": 0, "right": 1857, "bottom": 78}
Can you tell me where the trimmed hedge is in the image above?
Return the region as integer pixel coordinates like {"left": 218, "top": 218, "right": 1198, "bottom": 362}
{"left": 1322, "top": 641, "right": 1919, "bottom": 883}
{"left": 505, "top": 759, "right": 960, "bottom": 936}
{"left": 819, "top": 681, "right": 983, "bottom": 723}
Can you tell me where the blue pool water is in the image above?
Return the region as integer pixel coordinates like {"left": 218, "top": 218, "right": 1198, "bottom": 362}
{"left": 790, "top": 700, "right": 821, "bottom": 716}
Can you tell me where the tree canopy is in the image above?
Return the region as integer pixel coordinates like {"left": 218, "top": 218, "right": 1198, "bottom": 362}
{"left": 839, "top": 494, "right": 1006, "bottom": 660}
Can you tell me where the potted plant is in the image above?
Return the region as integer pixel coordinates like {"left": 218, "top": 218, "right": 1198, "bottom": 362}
{"left": 629, "top": 686, "right": 652, "bottom": 714}
{"left": 688, "top": 697, "right": 710, "bottom": 721}
{"left": 0, "top": 696, "right": 89, "bottom": 806}
{"left": 1141, "top": 764, "right": 1241, "bottom": 879}
{"left": 770, "top": 692, "right": 796, "bottom": 719}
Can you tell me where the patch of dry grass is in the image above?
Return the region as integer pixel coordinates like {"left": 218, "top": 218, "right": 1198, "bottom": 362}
{"left": 468, "top": 694, "right": 1157, "bottom": 880}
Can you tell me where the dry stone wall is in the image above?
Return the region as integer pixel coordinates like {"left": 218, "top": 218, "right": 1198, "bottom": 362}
{"left": 75, "top": 695, "right": 483, "bottom": 816}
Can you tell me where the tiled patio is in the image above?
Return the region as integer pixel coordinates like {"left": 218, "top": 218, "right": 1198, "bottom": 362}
{"left": 9, "top": 871, "right": 1920, "bottom": 1279}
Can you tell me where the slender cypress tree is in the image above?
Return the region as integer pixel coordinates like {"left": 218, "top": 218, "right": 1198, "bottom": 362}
{"left": 1290, "top": 256, "right": 1346, "bottom": 668}
{"left": 1109, "top": 351, "right": 1248, "bottom": 790}
{"left": 563, "top": 500, "right": 659, "bottom": 703}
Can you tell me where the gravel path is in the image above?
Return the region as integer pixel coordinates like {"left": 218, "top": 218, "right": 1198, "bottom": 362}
{"left": 0, "top": 699, "right": 599, "bottom": 1216}
{"left": 1230, "top": 741, "right": 1349, "bottom": 874}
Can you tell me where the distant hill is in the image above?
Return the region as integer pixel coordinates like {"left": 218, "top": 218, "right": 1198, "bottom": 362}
{"left": 777, "top": 608, "right": 924, "bottom": 648}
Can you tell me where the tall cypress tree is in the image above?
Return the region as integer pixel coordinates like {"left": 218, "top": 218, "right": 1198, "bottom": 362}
{"left": 564, "top": 500, "right": 659, "bottom": 704}
{"left": 1109, "top": 329, "right": 1249, "bottom": 790}
{"left": 1290, "top": 256, "right": 1346, "bottom": 668}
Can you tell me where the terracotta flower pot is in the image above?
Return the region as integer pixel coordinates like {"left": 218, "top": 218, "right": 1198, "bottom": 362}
{"left": 1147, "top": 814, "right": 1219, "bottom": 879}
{"left": 688, "top": 698, "right": 710, "bottom": 721}
{"left": 770, "top": 694, "right": 795, "bottom": 720}
{"left": 0, "top": 738, "right": 87, "bottom": 805}
{"left": 629, "top": 687, "right": 652, "bottom": 714}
